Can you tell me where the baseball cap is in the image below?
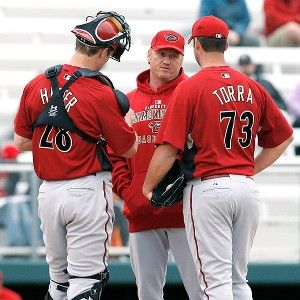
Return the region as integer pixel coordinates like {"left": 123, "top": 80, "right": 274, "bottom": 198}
{"left": 151, "top": 30, "right": 185, "bottom": 55}
{"left": 238, "top": 54, "right": 252, "bottom": 65}
{"left": 188, "top": 15, "right": 229, "bottom": 44}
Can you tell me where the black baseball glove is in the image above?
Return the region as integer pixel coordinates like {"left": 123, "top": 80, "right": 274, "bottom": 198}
{"left": 150, "top": 160, "right": 186, "bottom": 208}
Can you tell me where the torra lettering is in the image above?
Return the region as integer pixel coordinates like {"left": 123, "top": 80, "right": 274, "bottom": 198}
{"left": 213, "top": 85, "right": 253, "bottom": 105}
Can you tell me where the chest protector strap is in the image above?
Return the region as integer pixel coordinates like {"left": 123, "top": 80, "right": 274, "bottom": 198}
{"left": 32, "top": 65, "right": 118, "bottom": 171}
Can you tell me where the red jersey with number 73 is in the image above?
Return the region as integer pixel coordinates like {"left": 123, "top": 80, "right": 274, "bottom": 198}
{"left": 156, "top": 66, "right": 293, "bottom": 178}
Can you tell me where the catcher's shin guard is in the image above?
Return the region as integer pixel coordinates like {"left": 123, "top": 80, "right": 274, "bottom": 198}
{"left": 70, "top": 268, "right": 109, "bottom": 300}
{"left": 71, "top": 282, "right": 103, "bottom": 300}
{"left": 44, "top": 280, "right": 69, "bottom": 300}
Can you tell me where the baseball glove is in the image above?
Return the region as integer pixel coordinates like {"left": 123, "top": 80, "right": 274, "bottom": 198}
{"left": 150, "top": 160, "right": 186, "bottom": 208}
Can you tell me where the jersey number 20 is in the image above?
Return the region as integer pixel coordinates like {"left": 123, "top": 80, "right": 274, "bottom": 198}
{"left": 220, "top": 110, "right": 254, "bottom": 149}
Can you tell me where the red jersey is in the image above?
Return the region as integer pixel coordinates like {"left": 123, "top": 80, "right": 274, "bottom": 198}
{"left": 14, "top": 64, "right": 136, "bottom": 180}
{"left": 264, "top": 0, "right": 300, "bottom": 36}
{"left": 157, "top": 66, "right": 293, "bottom": 179}
{"left": 111, "top": 69, "right": 188, "bottom": 232}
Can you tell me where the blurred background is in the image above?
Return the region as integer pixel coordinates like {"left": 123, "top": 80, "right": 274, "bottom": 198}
{"left": 1, "top": 0, "right": 300, "bottom": 299}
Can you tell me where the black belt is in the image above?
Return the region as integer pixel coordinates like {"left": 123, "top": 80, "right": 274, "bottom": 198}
{"left": 201, "top": 174, "right": 253, "bottom": 181}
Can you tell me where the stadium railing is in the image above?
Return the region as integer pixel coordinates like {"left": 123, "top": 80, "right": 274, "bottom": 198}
{"left": 0, "top": 153, "right": 300, "bottom": 261}
{"left": 1, "top": 155, "right": 300, "bottom": 285}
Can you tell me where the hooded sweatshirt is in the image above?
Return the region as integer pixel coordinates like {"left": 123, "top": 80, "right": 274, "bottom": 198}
{"left": 111, "top": 68, "right": 188, "bottom": 232}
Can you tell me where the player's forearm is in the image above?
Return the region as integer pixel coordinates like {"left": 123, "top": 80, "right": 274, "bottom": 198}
{"left": 254, "top": 135, "right": 293, "bottom": 174}
{"left": 14, "top": 133, "right": 32, "bottom": 151}
{"left": 143, "top": 143, "right": 178, "bottom": 199}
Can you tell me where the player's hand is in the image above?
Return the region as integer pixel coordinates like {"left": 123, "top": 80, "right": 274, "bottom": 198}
{"left": 125, "top": 108, "right": 134, "bottom": 126}
{"left": 143, "top": 189, "right": 153, "bottom": 200}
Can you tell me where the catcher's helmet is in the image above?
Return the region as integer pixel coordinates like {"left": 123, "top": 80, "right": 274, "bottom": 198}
{"left": 71, "top": 11, "right": 131, "bottom": 62}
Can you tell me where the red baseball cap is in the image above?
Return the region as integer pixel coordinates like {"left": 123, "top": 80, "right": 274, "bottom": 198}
{"left": 151, "top": 30, "right": 185, "bottom": 55}
{"left": 188, "top": 15, "right": 229, "bottom": 44}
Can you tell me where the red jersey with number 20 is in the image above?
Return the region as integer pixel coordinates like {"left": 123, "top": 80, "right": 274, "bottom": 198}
{"left": 157, "top": 66, "right": 293, "bottom": 178}
{"left": 14, "top": 64, "right": 136, "bottom": 181}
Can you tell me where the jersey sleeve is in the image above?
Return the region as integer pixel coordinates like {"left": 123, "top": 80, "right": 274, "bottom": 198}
{"left": 14, "top": 86, "right": 34, "bottom": 139}
{"left": 257, "top": 91, "right": 293, "bottom": 148}
{"left": 96, "top": 87, "right": 136, "bottom": 156}
{"left": 156, "top": 81, "right": 195, "bottom": 152}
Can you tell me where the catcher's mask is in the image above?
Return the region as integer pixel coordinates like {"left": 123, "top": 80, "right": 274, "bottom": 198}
{"left": 71, "top": 11, "right": 131, "bottom": 62}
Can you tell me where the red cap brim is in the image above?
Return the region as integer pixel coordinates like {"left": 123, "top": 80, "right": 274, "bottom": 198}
{"left": 152, "top": 45, "right": 184, "bottom": 55}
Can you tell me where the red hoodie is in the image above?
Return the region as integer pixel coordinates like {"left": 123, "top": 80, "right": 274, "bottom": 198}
{"left": 111, "top": 69, "right": 188, "bottom": 232}
{"left": 264, "top": 0, "right": 300, "bottom": 36}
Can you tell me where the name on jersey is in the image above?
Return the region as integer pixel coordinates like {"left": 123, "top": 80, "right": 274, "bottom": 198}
{"left": 213, "top": 85, "right": 253, "bottom": 105}
{"left": 39, "top": 87, "right": 78, "bottom": 112}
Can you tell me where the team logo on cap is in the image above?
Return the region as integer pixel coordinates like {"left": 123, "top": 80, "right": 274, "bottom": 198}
{"left": 215, "top": 33, "right": 223, "bottom": 38}
{"left": 164, "top": 34, "right": 179, "bottom": 42}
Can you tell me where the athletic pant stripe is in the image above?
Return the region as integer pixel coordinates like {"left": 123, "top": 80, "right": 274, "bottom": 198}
{"left": 189, "top": 185, "right": 210, "bottom": 299}
{"left": 102, "top": 180, "right": 110, "bottom": 268}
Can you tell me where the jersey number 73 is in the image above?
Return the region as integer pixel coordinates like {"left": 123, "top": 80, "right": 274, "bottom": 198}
{"left": 220, "top": 110, "right": 254, "bottom": 149}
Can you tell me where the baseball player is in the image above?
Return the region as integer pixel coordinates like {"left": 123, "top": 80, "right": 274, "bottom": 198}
{"left": 110, "top": 31, "right": 202, "bottom": 299}
{"left": 14, "top": 11, "right": 137, "bottom": 300}
{"left": 143, "top": 16, "right": 293, "bottom": 300}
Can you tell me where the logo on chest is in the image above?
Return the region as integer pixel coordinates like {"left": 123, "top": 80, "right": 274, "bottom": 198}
{"left": 148, "top": 121, "right": 161, "bottom": 134}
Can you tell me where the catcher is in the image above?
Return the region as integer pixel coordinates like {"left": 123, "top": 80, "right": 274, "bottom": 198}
{"left": 111, "top": 30, "right": 202, "bottom": 299}
{"left": 14, "top": 11, "right": 137, "bottom": 300}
